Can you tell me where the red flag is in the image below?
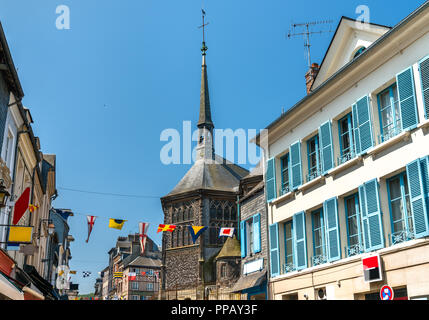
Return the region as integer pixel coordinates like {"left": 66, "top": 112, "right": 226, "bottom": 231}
{"left": 128, "top": 272, "right": 136, "bottom": 281}
{"left": 219, "top": 227, "right": 235, "bottom": 237}
{"left": 139, "top": 222, "right": 149, "bottom": 254}
{"left": 12, "top": 188, "right": 30, "bottom": 225}
{"left": 141, "top": 271, "right": 146, "bottom": 276}
{"left": 86, "top": 216, "right": 96, "bottom": 243}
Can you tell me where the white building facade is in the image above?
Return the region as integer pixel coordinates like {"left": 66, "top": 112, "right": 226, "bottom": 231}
{"left": 259, "top": 4, "right": 429, "bottom": 300}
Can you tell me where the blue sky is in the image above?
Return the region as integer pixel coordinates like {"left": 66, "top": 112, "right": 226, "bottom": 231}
{"left": 0, "top": 0, "right": 425, "bottom": 294}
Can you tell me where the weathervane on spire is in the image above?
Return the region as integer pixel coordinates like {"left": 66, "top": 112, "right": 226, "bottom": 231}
{"left": 199, "top": 9, "right": 209, "bottom": 55}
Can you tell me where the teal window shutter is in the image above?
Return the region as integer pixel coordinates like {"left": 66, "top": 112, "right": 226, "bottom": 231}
{"left": 355, "top": 96, "right": 374, "bottom": 154}
{"left": 293, "top": 211, "right": 308, "bottom": 270}
{"left": 318, "top": 120, "right": 334, "bottom": 174}
{"left": 406, "top": 159, "right": 429, "bottom": 238}
{"left": 323, "top": 197, "right": 341, "bottom": 262}
{"left": 351, "top": 103, "right": 361, "bottom": 155}
{"left": 268, "top": 223, "right": 280, "bottom": 277}
{"left": 359, "top": 179, "right": 384, "bottom": 252}
{"left": 266, "top": 157, "right": 277, "bottom": 202}
{"left": 420, "top": 156, "right": 429, "bottom": 208}
{"left": 253, "top": 213, "right": 261, "bottom": 253}
{"left": 419, "top": 56, "right": 429, "bottom": 119}
{"left": 397, "top": 66, "right": 418, "bottom": 130}
{"left": 290, "top": 141, "right": 303, "bottom": 190}
{"left": 240, "top": 220, "right": 246, "bottom": 258}
{"left": 358, "top": 185, "right": 371, "bottom": 252}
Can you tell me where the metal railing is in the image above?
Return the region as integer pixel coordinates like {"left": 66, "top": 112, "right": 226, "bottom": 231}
{"left": 390, "top": 230, "right": 415, "bottom": 246}
{"left": 281, "top": 262, "right": 296, "bottom": 274}
{"left": 280, "top": 185, "right": 290, "bottom": 196}
{"left": 378, "top": 126, "right": 402, "bottom": 144}
{"left": 337, "top": 150, "right": 356, "bottom": 166}
{"left": 306, "top": 165, "right": 322, "bottom": 183}
{"left": 311, "top": 254, "right": 328, "bottom": 267}
{"left": 345, "top": 243, "right": 364, "bottom": 257}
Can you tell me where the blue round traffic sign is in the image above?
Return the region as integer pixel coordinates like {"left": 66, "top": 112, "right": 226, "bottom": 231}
{"left": 380, "top": 285, "right": 394, "bottom": 300}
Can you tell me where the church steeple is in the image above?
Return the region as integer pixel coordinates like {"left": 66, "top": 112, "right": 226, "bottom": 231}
{"left": 196, "top": 9, "right": 215, "bottom": 161}
{"left": 197, "top": 10, "right": 213, "bottom": 131}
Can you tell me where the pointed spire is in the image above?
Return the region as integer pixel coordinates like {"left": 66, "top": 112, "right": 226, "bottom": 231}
{"left": 198, "top": 54, "right": 214, "bottom": 130}
{"left": 197, "top": 9, "right": 213, "bottom": 131}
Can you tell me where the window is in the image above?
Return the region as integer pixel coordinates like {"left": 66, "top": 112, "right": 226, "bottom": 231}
{"left": 280, "top": 154, "right": 290, "bottom": 195}
{"left": 345, "top": 193, "right": 364, "bottom": 256}
{"left": 4, "top": 130, "right": 14, "bottom": 168}
{"left": 147, "top": 269, "right": 153, "bottom": 275}
{"left": 131, "top": 295, "right": 139, "bottom": 300}
{"left": 387, "top": 172, "right": 414, "bottom": 245}
{"left": 338, "top": 113, "right": 355, "bottom": 165}
{"left": 283, "top": 221, "right": 294, "bottom": 273}
{"left": 147, "top": 283, "right": 154, "bottom": 291}
{"left": 311, "top": 208, "right": 327, "bottom": 266}
{"left": 220, "top": 263, "right": 227, "bottom": 278}
{"left": 246, "top": 219, "right": 254, "bottom": 255}
{"left": 353, "top": 46, "right": 366, "bottom": 59}
{"left": 307, "top": 135, "right": 321, "bottom": 182}
{"left": 377, "top": 84, "right": 402, "bottom": 143}
{"left": 131, "top": 282, "right": 139, "bottom": 290}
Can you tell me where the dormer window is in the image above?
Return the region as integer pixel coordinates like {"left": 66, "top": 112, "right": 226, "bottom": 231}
{"left": 353, "top": 46, "right": 366, "bottom": 59}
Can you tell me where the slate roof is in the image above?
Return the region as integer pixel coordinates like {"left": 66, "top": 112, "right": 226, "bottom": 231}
{"left": 165, "top": 155, "right": 249, "bottom": 197}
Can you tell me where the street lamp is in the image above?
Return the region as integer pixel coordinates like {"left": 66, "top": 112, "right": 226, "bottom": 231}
{"left": 0, "top": 179, "right": 10, "bottom": 208}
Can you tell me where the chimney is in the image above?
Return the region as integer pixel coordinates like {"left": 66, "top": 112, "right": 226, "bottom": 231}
{"left": 305, "top": 63, "right": 320, "bottom": 94}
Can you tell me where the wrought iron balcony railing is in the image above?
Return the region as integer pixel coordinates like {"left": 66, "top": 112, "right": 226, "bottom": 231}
{"left": 312, "top": 254, "right": 328, "bottom": 267}
{"left": 390, "top": 230, "right": 415, "bottom": 246}
{"left": 281, "top": 262, "right": 296, "bottom": 274}
{"left": 345, "top": 243, "right": 364, "bottom": 257}
{"left": 337, "top": 150, "right": 356, "bottom": 166}
{"left": 378, "top": 126, "right": 402, "bottom": 144}
{"left": 280, "top": 185, "right": 291, "bottom": 196}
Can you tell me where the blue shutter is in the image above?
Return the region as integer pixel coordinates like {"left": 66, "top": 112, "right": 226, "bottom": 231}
{"left": 420, "top": 156, "right": 429, "bottom": 210}
{"left": 253, "top": 213, "right": 261, "bottom": 253}
{"left": 359, "top": 179, "right": 384, "bottom": 252}
{"left": 355, "top": 96, "right": 374, "bottom": 154}
{"left": 240, "top": 220, "right": 246, "bottom": 258}
{"left": 265, "top": 157, "right": 277, "bottom": 202}
{"left": 268, "top": 223, "right": 280, "bottom": 277}
{"left": 406, "top": 159, "right": 429, "bottom": 238}
{"left": 319, "top": 120, "right": 334, "bottom": 174}
{"left": 290, "top": 141, "right": 302, "bottom": 190}
{"left": 266, "top": 157, "right": 277, "bottom": 200}
{"left": 293, "top": 211, "right": 307, "bottom": 270}
{"left": 419, "top": 56, "right": 429, "bottom": 119}
{"left": 352, "top": 103, "right": 361, "bottom": 155}
{"left": 358, "top": 185, "right": 371, "bottom": 252}
{"left": 323, "top": 197, "right": 341, "bottom": 262}
{"left": 397, "top": 66, "right": 418, "bottom": 130}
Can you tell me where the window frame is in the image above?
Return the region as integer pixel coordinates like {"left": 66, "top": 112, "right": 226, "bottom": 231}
{"left": 377, "top": 83, "right": 402, "bottom": 143}
{"left": 283, "top": 220, "right": 294, "bottom": 271}
{"left": 311, "top": 208, "right": 326, "bottom": 265}
{"left": 344, "top": 193, "right": 364, "bottom": 256}
{"left": 386, "top": 172, "right": 413, "bottom": 243}
{"left": 337, "top": 113, "right": 355, "bottom": 164}
{"left": 280, "top": 153, "right": 290, "bottom": 194}
{"left": 306, "top": 134, "right": 321, "bottom": 182}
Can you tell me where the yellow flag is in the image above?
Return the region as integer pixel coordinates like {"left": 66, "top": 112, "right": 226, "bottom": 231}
{"left": 108, "top": 219, "right": 126, "bottom": 230}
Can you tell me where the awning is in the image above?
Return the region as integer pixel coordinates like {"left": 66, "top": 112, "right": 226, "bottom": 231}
{"left": 0, "top": 271, "right": 24, "bottom": 300}
{"left": 23, "top": 264, "right": 60, "bottom": 300}
{"left": 22, "top": 284, "right": 45, "bottom": 300}
{"left": 231, "top": 270, "right": 266, "bottom": 293}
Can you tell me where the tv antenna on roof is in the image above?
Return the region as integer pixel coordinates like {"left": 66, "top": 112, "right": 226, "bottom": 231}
{"left": 287, "top": 20, "right": 334, "bottom": 68}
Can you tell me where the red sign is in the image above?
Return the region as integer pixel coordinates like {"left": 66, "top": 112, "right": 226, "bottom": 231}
{"left": 380, "top": 285, "right": 394, "bottom": 300}
{"left": 362, "top": 254, "right": 382, "bottom": 282}
{"left": 12, "top": 188, "right": 31, "bottom": 225}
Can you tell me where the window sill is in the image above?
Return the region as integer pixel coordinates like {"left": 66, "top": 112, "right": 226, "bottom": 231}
{"left": 367, "top": 130, "right": 411, "bottom": 157}
{"left": 418, "top": 118, "right": 429, "bottom": 129}
{"left": 329, "top": 156, "right": 363, "bottom": 177}
{"left": 298, "top": 175, "right": 325, "bottom": 193}
{"left": 269, "top": 190, "right": 295, "bottom": 206}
